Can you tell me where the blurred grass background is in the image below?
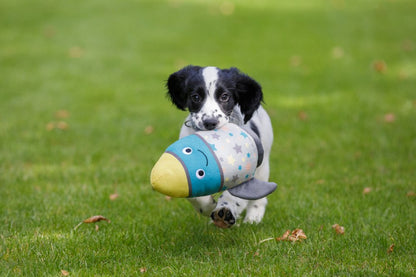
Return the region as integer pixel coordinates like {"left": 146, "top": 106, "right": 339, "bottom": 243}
{"left": 1, "top": 0, "right": 415, "bottom": 275}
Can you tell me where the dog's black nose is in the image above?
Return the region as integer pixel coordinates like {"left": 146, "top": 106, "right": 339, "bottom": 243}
{"left": 203, "top": 118, "right": 219, "bottom": 130}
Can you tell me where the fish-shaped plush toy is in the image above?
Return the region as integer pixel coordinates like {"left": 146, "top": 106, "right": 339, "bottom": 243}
{"left": 150, "top": 123, "right": 277, "bottom": 200}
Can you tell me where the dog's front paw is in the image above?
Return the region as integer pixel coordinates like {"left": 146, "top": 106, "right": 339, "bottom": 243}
{"left": 210, "top": 207, "right": 236, "bottom": 228}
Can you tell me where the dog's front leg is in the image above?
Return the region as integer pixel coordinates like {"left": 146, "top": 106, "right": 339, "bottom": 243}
{"left": 210, "top": 191, "right": 249, "bottom": 228}
{"left": 187, "top": 196, "right": 217, "bottom": 217}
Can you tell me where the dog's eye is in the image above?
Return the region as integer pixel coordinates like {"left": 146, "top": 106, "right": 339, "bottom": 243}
{"left": 219, "top": 93, "right": 230, "bottom": 102}
{"left": 196, "top": 169, "right": 205, "bottom": 179}
{"left": 191, "top": 94, "right": 202, "bottom": 103}
{"left": 182, "top": 147, "right": 193, "bottom": 155}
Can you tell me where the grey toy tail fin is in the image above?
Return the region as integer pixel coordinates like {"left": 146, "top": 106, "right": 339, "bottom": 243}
{"left": 228, "top": 178, "right": 277, "bottom": 200}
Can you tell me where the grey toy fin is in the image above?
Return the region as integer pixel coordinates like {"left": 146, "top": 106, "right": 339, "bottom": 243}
{"left": 228, "top": 178, "right": 277, "bottom": 200}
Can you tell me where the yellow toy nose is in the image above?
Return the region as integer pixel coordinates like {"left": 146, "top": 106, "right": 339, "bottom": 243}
{"left": 150, "top": 153, "right": 190, "bottom": 198}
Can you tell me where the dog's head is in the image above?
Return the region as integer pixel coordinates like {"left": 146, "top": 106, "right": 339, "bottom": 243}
{"left": 166, "top": 65, "right": 263, "bottom": 130}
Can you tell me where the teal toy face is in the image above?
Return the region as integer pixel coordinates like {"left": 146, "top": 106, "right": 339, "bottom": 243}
{"left": 166, "top": 134, "right": 224, "bottom": 197}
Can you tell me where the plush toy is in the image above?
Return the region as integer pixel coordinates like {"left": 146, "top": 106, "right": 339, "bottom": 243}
{"left": 150, "top": 123, "right": 277, "bottom": 200}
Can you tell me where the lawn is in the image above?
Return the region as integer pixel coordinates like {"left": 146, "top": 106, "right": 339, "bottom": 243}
{"left": 1, "top": 0, "right": 415, "bottom": 275}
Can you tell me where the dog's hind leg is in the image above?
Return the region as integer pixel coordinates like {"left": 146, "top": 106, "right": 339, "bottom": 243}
{"left": 243, "top": 150, "right": 270, "bottom": 224}
{"left": 187, "top": 196, "right": 217, "bottom": 217}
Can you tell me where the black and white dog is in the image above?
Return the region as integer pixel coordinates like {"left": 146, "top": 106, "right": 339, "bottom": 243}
{"left": 166, "top": 65, "right": 273, "bottom": 228}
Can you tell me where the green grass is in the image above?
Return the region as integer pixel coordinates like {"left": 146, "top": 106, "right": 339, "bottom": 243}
{"left": 1, "top": 0, "right": 415, "bottom": 275}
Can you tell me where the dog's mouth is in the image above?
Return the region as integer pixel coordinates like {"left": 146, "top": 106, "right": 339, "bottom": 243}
{"left": 186, "top": 118, "right": 228, "bottom": 131}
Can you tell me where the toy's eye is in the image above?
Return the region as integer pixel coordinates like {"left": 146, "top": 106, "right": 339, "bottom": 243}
{"left": 182, "top": 147, "right": 193, "bottom": 155}
{"left": 196, "top": 169, "right": 205, "bottom": 179}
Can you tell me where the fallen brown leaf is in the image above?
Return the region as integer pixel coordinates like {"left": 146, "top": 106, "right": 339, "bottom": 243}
{"left": 109, "top": 193, "right": 119, "bottom": 200}
{"left": 55, "top": 110, "right": 70, "bottom": 119}
{"left": 61, "top": 269, "right": 69, "bottom": 276}
{"left": 332, "top": 224, "right": 345, "bottom": 235}
{"left": 298, "top": 111, "right": 308, "bottom": 121}
{"left": 74, "top": 215, "right": 111, "bottom": 230}
{"left": 276, "top": 229, "right": 307, "bottom": 242}
{"left": 291, "top": 229, "right": 307, "bottom": 240}
{"left": 383, "top": 113, "right": 396, "bottom": 123}
{"left": 363, "top": 187, "right": 372, "bottom": 194}
{"left": 56, "top": 121, "right": 69, "bottom": 130}
{"left": 144, "top": 125, "right": 154, "bottom": 135}
{"left": 46, "top": 122, "right": 55, "bottom": 131}
{"left": 140, "top": 267, "right": 147, "bottom": 273}
{"left": 83, "top": 215, "right": 110, "bottom": 223}
{"left": 407, "top": 191, "right": 416, "bottom": 197}
{"left": 387, "top": 244, "right": 395, "bottom": 254}
{"left": 373, "top": 60, "right": 387, "bottom": 73}
{"left": 276, "top": 230, "right": 291, "bottom": 241}
{"left": 401, "top": 40, "right": 414, "bottom": 52}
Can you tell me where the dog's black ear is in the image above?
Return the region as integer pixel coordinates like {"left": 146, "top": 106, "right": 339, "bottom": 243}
{"left": 229, "top": 67, "right": 263, "bottom": 123}
{"left": 166, "top": 65, "right": 201, "bottom": 110}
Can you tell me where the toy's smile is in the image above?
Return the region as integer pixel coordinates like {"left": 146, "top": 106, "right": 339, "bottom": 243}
{"left": 198, "top": 149, "right": 208, "bottom": 166}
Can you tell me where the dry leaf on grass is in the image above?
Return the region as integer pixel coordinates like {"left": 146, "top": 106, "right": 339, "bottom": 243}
{"left": 298, "top": 111, "right": 308, "bottom": 121}
{"left": 276, "top": 229, "right": 307, "bottom": 242}
{"left": 276, "top": 230, "right": 291, "bottom": 241}
{"left": 387, "top": 244, "right": 395, "bottom": 254}
{"left": 363, "top": 187, "right": 372, "bottom": 194}
{"left": 69, "top": 46, "right": 84, "bottom": 58}
{"left": 383, "top": 113, "right": 396, "bottom": 123}
{"left": 55, "top": 110, "right": 70, "bottom": 119}
{"left": 46, "top": 121, "right": 69, "bottom": 131}
{"left": 373, "top": 60, "right": 387, "bottom": 73}
{"left": 332, "top": 224, "right": 345, "bottom": 235}
{"left": 57, "top": 121, "right": 69, "bottom": 130}
{"left": 140, "top": 267, "right": 147, "bottom": 273}
{"left": 61, "top": 269, "right": 69, "bottom": 276}
{"left": 74, "top": 215, "right": 110, "bottom": 230}
{"left": 407, "top": 191, "right": 416, "bottom": 197}
{"left": 401, "top": 40, "right": 414, "bottom": 52}
{"left": 109, "top": 193, "right": 119, "bottom": 200}
{"left": 144, "top": 125, "right": 154, "bottom": 135}
{"left": 83, "top": 215, "right": 110, "bottom": 223}
{"left": 46, "top": 122, "right": 55, "bottom": 131}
